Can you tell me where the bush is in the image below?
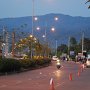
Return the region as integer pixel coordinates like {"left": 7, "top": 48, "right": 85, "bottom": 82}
{"left": 19, "top": 59, "right": 37, "bottom": 69}
{"left": 0, "top": 58, "right": 21, "bottom": 73}
{"left": 34, "top": 58, "right": 51, "bottom": 66}
{"left": 0, "top": 56, "right": 2, "bottom": 60}
{"left": 0, "top": 57, "right": 51, "bottom": 74}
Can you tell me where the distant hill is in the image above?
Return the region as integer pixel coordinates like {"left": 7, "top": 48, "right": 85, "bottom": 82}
{"left": 0, "top": 13, "right": 90, "bottom": 48}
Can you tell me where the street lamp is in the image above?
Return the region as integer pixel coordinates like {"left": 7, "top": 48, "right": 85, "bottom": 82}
{"left": 34, "top": 16, "right": 59, "bottom": 57}
{"left": 34, "top": 17, "right": 38, "bottom": 21}
{"left": 55, "top": 40, "right": 57, "bottom": 56}
{"left": 2, "top": 27, "right": 6, "bottom": 59}
{"left": 36, "top": 26, "right": 40, "bottom": 31}
{"left": 52, "top": 17, "right": 59, "bottom": 56}
{"left": 32, "top": 0, "right": 35, "bottom": 36}
{"left": 51, "top": 27, "right": 55, "bottom": 32}
{"left": 82, "top": 32, "right": 84, "bottom": 54}
{"left": 54, "top": 17, "right": 59, "bottom": 21}
{"left": 31, "top": 0, "right": 36, "bottom": 58}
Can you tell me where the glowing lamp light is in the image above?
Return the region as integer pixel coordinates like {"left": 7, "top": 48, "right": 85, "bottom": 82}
{"left": 42, "top": 35, "right": 45, "bottom": 38}
{"left": 30, "top": 35, "right": 33, "bottom": 38}
{"left": 36, "top": 27, "right": 40, "bottom": 30}
{"left": 34, "top": 17, "right": 38, "bottom": 21}
{"left": 51, "top": 27, "right": 55, "bottom": 32}
{"left": 54, "top": 17, "right": 58, "bottom": 21}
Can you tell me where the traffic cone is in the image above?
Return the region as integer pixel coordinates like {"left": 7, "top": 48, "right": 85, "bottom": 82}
{"left": 50, "top": 78, "right": 55, "bottom": 90}
{"left": 69, "top": 73, "right": 73, "bottom": 81}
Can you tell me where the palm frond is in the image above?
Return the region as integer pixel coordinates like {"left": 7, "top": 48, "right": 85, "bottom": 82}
{"left": 85, "top": 0, "right": 90, "bottom": 4}
{"left": 88, "top": 5, "right": 90, "bottom": 9}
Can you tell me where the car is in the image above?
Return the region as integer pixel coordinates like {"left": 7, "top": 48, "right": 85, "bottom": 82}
{"left": 52, "top": 56, "right": 59, "bottom": 61}
{"left": 86, "top": 58, "right": 90, "bottom": 68}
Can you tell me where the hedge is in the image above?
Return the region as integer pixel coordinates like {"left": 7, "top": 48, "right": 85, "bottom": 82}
{"left": 0, "top": 58, "right": 51, "bottom": 74}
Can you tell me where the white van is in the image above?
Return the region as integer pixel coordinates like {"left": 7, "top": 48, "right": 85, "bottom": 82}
{"left": 52, "top": 56, "right": 59, "bottom": 61}
{"left": 86, "top": 54, "right": 90, "bottom": 67}
{"left": 86, "top": 58, "right": 90, "bottom": 67}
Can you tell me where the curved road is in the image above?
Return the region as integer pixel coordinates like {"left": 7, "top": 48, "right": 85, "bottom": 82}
{"left": 0, "top": 61, "right": 90, "bottom": 90}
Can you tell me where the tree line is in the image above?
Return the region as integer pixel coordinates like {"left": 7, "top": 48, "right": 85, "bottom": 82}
{"left": 57, "top": 37, "right": 90, "bottom": 57}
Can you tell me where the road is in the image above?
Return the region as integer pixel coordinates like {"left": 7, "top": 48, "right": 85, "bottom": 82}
{"left": 0, "top": 60, "right": 90, "bottom": 90}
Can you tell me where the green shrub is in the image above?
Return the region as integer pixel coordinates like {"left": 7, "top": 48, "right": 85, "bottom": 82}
{"left": 19, "top": 59, "right": 37, "bottom": 69}
{"left": 0, "top": 57, "right": 51, "bottom": 74}
{"left": 0, "top": 56, "right": 2, "bottom": 60}
{"left": 0, "top": 58, "right": 21, "bottom": 73}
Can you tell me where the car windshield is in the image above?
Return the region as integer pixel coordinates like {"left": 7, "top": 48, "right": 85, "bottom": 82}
{"left": 53, "top": 56, "right": 57, "bottom": 58}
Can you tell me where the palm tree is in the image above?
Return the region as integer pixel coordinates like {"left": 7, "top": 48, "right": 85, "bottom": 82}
{"left": 86, "top": 0, "right": 90, "bottom": 9}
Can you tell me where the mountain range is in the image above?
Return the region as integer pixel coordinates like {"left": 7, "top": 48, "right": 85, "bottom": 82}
{"left": 0, "top": 13, "right": 90, "bottom": 48}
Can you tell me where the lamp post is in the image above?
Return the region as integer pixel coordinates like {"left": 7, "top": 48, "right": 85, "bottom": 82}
{"left": 12, "top": 32, "right": 15, "bottom": 57}
{"left": 35, "top": 16, "right": 59, "bottom": 57}
{"left": 32, "top": 0, "right": 38, "bottom": 35}
{"left": 82, "top": 32, "right": 84, "bottom": 55}
{"left": 31, "top": 0, "right": 36, "bottom": 59}
{"left": 55, "top": 40, "right": 57, "bottom": 56}
{"left": 2, "top": 27, "right": 6, "bottom": 59}
{"left": 53, "top": 17, "right": 58, "bottom": 56}
{"left": 32, "top": 0, "right": 34, "bottom": 36}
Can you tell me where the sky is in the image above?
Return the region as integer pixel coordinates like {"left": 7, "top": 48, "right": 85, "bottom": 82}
{"left": 0, "top": 0, "right": 90, "bottom": 18}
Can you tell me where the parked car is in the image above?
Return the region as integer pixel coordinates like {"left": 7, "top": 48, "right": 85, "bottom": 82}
{"left": 52, "top": 56, "right": 59, "bottom": 61}
{"left": 86, "top": 58, "right": 90, "bottom": 68}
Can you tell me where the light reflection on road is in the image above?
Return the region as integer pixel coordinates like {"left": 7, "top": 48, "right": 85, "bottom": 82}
{"left": 54, "top": 70, "right": 62, "bottom": 78}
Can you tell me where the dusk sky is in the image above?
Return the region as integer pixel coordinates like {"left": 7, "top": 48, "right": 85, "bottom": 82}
{"left": 0, "top": 0, "right": 90, "bottom": 18}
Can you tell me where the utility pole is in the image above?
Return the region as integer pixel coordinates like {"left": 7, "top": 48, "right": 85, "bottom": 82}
{"left": 30, "top": 0, "right": 35, "bottom": 59}
{"left": 55, "top": 40, "right": 57, "bottom": 56}
{"left": 12, "top": 32, "right": 15, "bottom": 57}
{"left": 68, "top": 37, "right": 70, "bottom": 58}
{"left": 82, "top": 32, "right": 84, "bottom": 55}
{"left": 32, "top": 0, "right": 34, "bottom": 36}
{"left": 2, "top": 27, "right": 6, "bottom": 59}
{"left": 5, "top": 31, "right": 9, "bottom": 57}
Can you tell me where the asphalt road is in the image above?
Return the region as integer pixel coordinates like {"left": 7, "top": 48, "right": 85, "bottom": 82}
{"left": 0, "top": 60, "right": 90, "bottom": 90}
